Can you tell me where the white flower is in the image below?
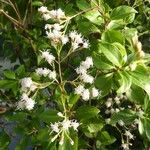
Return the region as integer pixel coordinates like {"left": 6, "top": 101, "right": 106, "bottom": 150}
{"left": 49, "top": 8, "right": 65, "bottom": 19}
{"left": 61, "top": 36, "right": 69, "bottom": 44}
{"left": 115, "top": 108, "right": 120, "bottom": 113}
{"left": 91, "top": 87, "right": 99, "bottom": 98}
{"left": 61, "top": 120, "right": 71, "bottom": 130}
{"left": 114, "top": 97, "right": 120, "bottom": 104}
{"left": 17, "top": 93, "right": 35, "bottom": 110}
{"left": 83, "top": 40, "right": 89, "bottom": 48}
{"left": 81, "top": 89, "right": 90, "bottom": 101}
{"left": 57, "top": 112, "right": 64, "bottom": 117}
{"left": 69, "top": 31, "right": 89, "bottom": 50}
{"left": 51, "top": 122, "right": 60, "bottom": 133}
{"left": 69, "top": 31, "right": 78, "bottom": 40}
{"left": 121, "top": 143, "right": 129, "bottom": 150}
{"left": 71, "top": 120, "right": 80, "bottom": 131}
{"left": 38, "top": 6, "right": 48, "bottom": 13}
{"left": 81, "top": 57, "right": 93, "bottom": 69}
{"left": 80, "top": 73, "right": 94, "bottom": 84}
{"left": 125, "top": 131, "right": 134, "bottom": 139}
{"left": 45, "top": 24, "right": 52, "bottom": 30}
{"left": 21, "top": 77, "right": 33, "bottom": 90}
{"left": 36, "top": 68, "right": 50, "bottom": 77}
{"left": 41, "top": 51, "right": 55, "bottom": 64}
{"left": 48, "top": 71, "right": 56, "bottom": 80}
{"left": 75, "top": 66, "right": 87, "bottom": 75}
{"left": 30, "top": 85, "right": 37, "bottom": 91}
{"left": 105, "top": 98, "right": 112, "bottom": 108}
{"left": 72, "top": 42, "right": 79, "bottom": 50}
{"left": 56, "top": 8, "right": 65, "bottom": 18}
{"left": 25, "top": 98, "right": 35, "bottom": 110}
{"left": 75, "top": 85, "right": 85, "bottom": 95}
{"left": 42, "top": 68, "right": 51, "bottom": 77}
{"left": 43, "top": 13, "right": 51, "bottom": 20}
{"left": 129, "top": 63, "right": 137, "bottom": 71}
{"left": 53, "top": 23, "right": 62, "bottom": 31}
{"left": 35, "top": 68, "right": 44, "bottom": 76}
{"left": 105, "top": 118, "right": 111, "bottom": 124}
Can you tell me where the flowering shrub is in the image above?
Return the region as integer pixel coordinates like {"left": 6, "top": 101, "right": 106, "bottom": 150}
{"left": 0, "top": 0, "right": 150, "bottom": 149}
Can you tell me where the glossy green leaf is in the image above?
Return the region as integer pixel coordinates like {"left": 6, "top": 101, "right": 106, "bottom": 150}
{"left": 98, "top": 42, "right": 123, "bottom": 67}
{"left": 32, "top": 1, "right": 43, "bottom": 6}
{"left": 97, "top": 131, "right": 116, "bottom": 145}
{"left": 76, "top": 106, "right": 100, "bottom": 121}
{"left": 110, "top": 5, "right": 137, "bottom": 22}
{"left": 110, "top": 109, "right": 137, "bottom": 125}
{"left": 3, "top": 70, "right": 16, "bottom": 79}
{"left": 84, "top": 10, "right": 104, "bottom": 25}
{"left": 93, "top": 52, "right": 115, "bottom": 70}
{"left": 68, "top": 93, "right": 80, "bottom": 108}
{"left": 95, "top": 73, "right": 113, "bottom": 96}
{"left": 76, "top": 0, "right": 91, "bottom": 10}
{"left": 38, "top": 109, "right": 62, "bottom": 123}
{"left": 117, "top": 71, "right": 132, "bottom": 94}
{"left": 0, "top": 80, "right": 18, "bottom": 89}
{"left": 101, "top": 30, "right": 125, "bottom": 45}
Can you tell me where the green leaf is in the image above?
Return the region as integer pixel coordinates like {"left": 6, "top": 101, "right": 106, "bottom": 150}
{"left": 145, "top": 118, "right": 150, "bottom": 141}
{"left": 98, "top": 42, "right": 123, "bottom": 67}
{"left": 16, "top": 65, "right": 25, "bottom": 77}
{"left": 144, "top": 95, "right": 150, "bottom": 114}
{"left": 87, "top": 121, "right": 103, "bottom": 133}
{"left": 77, "top": 20, "right": 100, "bottom": 36}
{"left": 0, "top": 80, "right": 18, "bottom": 89}
{"left": 138, "top": 118, "right": 144, "bottom": 135}
{"left": 76, "top": 0, "right": 91, "bottom": 10}
{"left": 3, "top": 70, "right": 16, "bottom": 79}
{"left": 126, "top": 85, "right": 145, "bottom": 105}
{"left": 68, "top": 93, "right": 80, "bottom": 108}
{"left": 101, "top": 30, "right": 125, "bottom": 45}
{"left": 110, "top": 5, "right": 137, "bottom": 23}
{"left": 116, "top": 71, "right": 132, "bottom": 94}
{"left": 106, "top": 19, "right": 125, "bottom": 30}
{"left": 110, "top": 109, "right": 137, "bottom": 125}
{"left": 95, "top": 73, "right": 113, "bottom": 96}
{"left": 97, "top": 131, "right": 116, "bottom": 145}
{"left": 112, "top": 42, "right": 127, "bottom": 63}
{"left": 76, "top": 106, "right": 100, "bottom": 121}
{"left": 93, "top": 52, "right": 115, "bottom": 70}
{"left": 32, "top": 1, "right": 43, "bottom": 6}
{"left": 83, "top": 9, "right": 104, "bottom": 25}
{"left": 38, "top": 109, "right": 62, "bottom": 123}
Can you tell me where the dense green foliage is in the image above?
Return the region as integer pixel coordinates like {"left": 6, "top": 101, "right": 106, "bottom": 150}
{"left": 0, "top": 0, "right": 150, "bottom": 149}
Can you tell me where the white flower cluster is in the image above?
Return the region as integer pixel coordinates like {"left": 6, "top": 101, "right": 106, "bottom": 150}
{"left": 17, "top": 93, "right": 35, "bottom": 110}
{"left": 21, "top": 77, "right": 37, "bottom": 92}
{"left": 38, "top": 6, "right": 65, "bottom": 21}
{"left": 105, "top": 95, "right": 127, "bottom": 115}
{"left": 45, "top": 23, "right": 69, "bottom": 45}
{"left": 41, "top": 51, "right": 55, "bottom": 65}
{"left": 75, "top": 85, "right": 99, "bottom": 101}
{"left": 76, "top": 57, "right": 94, "bottom": 83}
{"left": 74, "top": 57, "right": 100, "bottom": 101}
{"left": 50, "top": 112, "right": 80, "bottom": 145}
{"left": 18, "top": 77, "right": 37, "bottom": 110}
{"left": 69, "top": 31, "right": 89, "bottom": 51}
{"left": 36, "top": 68, "right": 56, "bottom": 80}
{"left": 39, "top": 6, "right": 89, "bottom": 49}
